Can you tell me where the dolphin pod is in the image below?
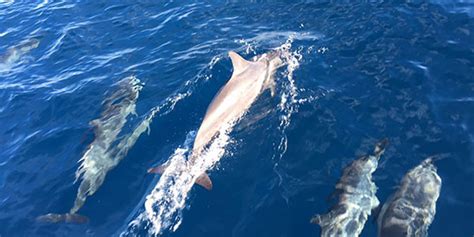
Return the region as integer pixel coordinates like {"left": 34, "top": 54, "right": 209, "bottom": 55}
{"left": 34, "top": 49, "right": 446, "bottom": 233}
{"left": 311, "top": 139, "right": 388, "bottom": 237}
{"left": 377, "top": 158, "right": 442, "bottom": 237}
{"left": 37, "top": 76, "right": 143, "bottom": 224}
{"left": 148, "top": 50, "right": 283, "bottom": 190}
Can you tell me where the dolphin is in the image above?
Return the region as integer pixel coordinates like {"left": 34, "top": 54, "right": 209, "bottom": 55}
{"left": 0, "top": 38, "right": 39, "bottom": 67}
{"left": 377, "top": 158, "right": 441, "bottom": 237}
{"left": 37, "top": 76, "right": 143, "bottom": 224}
{"left": 148, "top": 50, "right": 283, "bottom": 190}
{"left": 311, "top": 139, "right": 389, "bottom": 237}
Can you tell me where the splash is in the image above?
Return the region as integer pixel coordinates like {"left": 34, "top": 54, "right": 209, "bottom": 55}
{"left": 272, "top": 35, "right": 306, "bottom": 165}
{"left": 235, "top": 38, "right": 257, "bottom": 55}
{"left": 148, "top": 125, "right": 231, "bottom": 234}
{"left": 235, "top": 31, "right": 322, "bottom": 54}
{"left": 122, "top": 124, "right": 233, "bottom": 236}
{"left": 266, "top": 34, "right": 328, "bottom": 200}
{"left": 121, "top": 37, "right": 306, "bottom": 236}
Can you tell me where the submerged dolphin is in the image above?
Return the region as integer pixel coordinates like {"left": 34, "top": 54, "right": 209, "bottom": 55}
{"left": 0, "top": 38, "right": 39, "bottom": 67}
{"left": 37, "top": 76, "right": 143, "bottom": 224}
{"left": 311, "top": 139, "right": 389, "bottom": 237}
{"left": 149, "top": 50, "right": 283, "bottom": 190}
{"left": 377, "top": 158, "right": 441, "bottom": 237}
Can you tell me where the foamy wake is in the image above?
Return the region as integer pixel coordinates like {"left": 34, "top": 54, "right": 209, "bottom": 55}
{"left": 122, "top": 124, "right": 233, "bottom": 236}
{"left": 121, "top": 36, "right": 312, "bottom": 236}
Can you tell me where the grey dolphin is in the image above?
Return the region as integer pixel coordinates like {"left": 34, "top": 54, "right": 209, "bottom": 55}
{"left": 37, "top": 76, "right": 143, "bottom": 224}
{"left": 0, "top": 38, "right": 39, "bottom": 66}
{"left": 311, "top": 139, "right": 389, "bottom": 237}
{"left": 149, "top": 50, "right": 283, "bottom": 190}
{"left": 377, "top": 158, "right": 441, "bottom": 237}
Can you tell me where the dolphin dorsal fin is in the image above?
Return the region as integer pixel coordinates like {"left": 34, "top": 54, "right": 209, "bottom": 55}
{"left": 229, "top": 51, "right": 250, "bottom": 75}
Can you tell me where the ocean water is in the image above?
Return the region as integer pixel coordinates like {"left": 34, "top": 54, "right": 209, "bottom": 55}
{"left": 0, "top": 1, "right": 473, "bottom": 237}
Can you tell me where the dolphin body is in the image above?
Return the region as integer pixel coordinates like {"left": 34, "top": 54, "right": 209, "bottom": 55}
{"left": 0, "top": 38, "right": 39, "bottom": 69}
{"left": 37, "top": 76, "right": 143, "bottom": 224}
{"left": 377, "top": 158, "right": 441, "bottom": 237}
{"left": 311, "top": 139, "right": 389, "bottom": 237}
{"left": 149, "top": 51, "right": 283, "bottom": 190}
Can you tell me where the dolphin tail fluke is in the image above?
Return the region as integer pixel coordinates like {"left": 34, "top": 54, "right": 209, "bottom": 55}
{"left": 196, "top": 173, "right": 213, "bottom": 190}
{"left": 36, "top": 213, "right": 89, "bottom": 224}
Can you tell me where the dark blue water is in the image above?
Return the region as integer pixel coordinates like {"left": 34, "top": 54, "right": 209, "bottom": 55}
{"left": 0, "top": 1, "right": 473, "bottom": 237}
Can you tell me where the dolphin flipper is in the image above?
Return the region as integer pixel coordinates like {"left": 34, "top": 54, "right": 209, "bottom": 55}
{"left": 36, "top": 213, "right": 89, "bottom": 224}
{"left": 196, "top": 173, "right": 213, "bottom": 190}
{"left": 147, "top": 164, "right": 168, "bottom": 174}
{"left": 148, "top": 165, "right": 213, "bottom": 191}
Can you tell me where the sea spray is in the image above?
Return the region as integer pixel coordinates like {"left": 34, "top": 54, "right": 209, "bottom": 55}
{"left": 122, "top": 125, "right": 233, "bottom": 236}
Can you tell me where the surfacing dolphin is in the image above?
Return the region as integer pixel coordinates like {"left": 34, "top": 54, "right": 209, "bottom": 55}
{"left": 37, "top": 76, "right": 143, "bottom": 224}
{"left": 148, "top": 50, "right": 283, "bottom": 190}
{"left": 311, "top": 139, "right": 389, "bottom": 237}
{"left": 0, "top": 38, "right": 39, "bottom": 67}
{"left": 377, "top": 158, "right": 441, "bottom": 237}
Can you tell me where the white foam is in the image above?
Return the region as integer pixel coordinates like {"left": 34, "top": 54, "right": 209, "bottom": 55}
{"left": 123, "top": 126, "right": 232, "bottom": 236}
{"left": 250, "top": 31, "right": 321, "bottom": 46}
{"left": 274, "top": 35, "right": 304, "bottom": 157}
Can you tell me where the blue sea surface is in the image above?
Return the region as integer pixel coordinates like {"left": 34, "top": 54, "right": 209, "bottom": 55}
{"left": 0, "top": 1, "right": 473, "bottom": 237}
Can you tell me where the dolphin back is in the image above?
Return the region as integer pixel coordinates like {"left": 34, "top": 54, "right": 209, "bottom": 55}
{"left": 311, "top": 139, "right": 388, "bottom": 237}
{"left": 377, "top": 158, "right": 441, "bottom": 237}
